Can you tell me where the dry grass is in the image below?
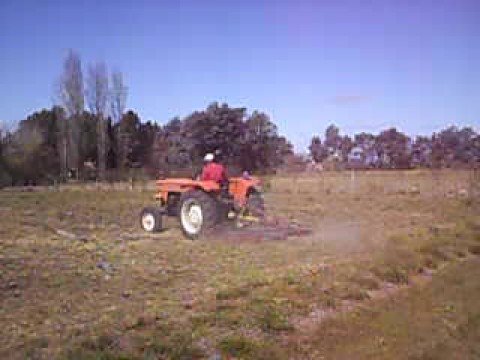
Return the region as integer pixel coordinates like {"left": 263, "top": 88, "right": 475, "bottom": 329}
{"left": 0, "top": 169, "right": 479, "bottom": 359}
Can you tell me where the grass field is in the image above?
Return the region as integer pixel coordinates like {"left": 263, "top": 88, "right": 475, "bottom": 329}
{"left": 1, "top": 170, "right": 479, "bottom": 359}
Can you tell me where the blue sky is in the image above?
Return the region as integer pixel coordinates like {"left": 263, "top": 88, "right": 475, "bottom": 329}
{"left": 0, "top": 0, "right": 479, "bottom": 151}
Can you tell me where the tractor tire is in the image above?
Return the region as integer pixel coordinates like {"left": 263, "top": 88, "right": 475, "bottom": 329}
{"left": 178, "top": 190, "right": 218, "bottom": 239}
{"left": 246, "top": 191, "right": 265, "bottom": 218}
{"left": 140, "top": 206, "right": 163, "bottom": 233}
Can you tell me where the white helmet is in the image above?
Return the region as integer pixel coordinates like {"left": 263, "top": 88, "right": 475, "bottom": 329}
{"left": 204, "top": 153, "right": 214, "bottom": 162}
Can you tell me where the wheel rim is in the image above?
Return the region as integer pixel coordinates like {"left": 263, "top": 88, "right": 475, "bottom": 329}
{"left": 181, "top": 199, "right": 203, "bottom": 235}
{"left": 141, "top": 213, "right": 155, "bottom": 232}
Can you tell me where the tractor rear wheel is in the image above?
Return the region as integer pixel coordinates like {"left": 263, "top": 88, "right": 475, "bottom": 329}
{"left": 179, "top": 190, "right": 218, "bottom": 239}
{"left": 140, "top": 206, "right": 163, "bottom": 232}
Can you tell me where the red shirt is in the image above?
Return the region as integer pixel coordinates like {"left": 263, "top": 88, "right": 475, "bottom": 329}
{"left": 201, "top": 162, "right": 227, "bottom": 183}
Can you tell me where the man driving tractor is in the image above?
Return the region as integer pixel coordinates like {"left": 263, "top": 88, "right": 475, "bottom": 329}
{"left": 200, "top": 152, "right": 227, "bottom": 184}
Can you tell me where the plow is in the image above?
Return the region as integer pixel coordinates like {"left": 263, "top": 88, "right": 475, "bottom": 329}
{"left": 140, "top": 175, "right": 312, "bottom": 240}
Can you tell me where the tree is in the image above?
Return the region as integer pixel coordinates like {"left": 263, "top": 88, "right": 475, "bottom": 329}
{"left": 0, "top": 121, "right": 7, "bottom": 165}
{"left": 433, "top": 126, "right": 478, "bottom": 167}
{"left": 267, "top": 135, "right": 293, "bottom": 169}
{"left": 86, "top": 61, "right": 109, "bottom": 180}
{"left": 0, "top": 121, "right": 12, "bottom": 186}
{"left": 339, "top": 135, "right": 353, "bottom": 162}
{"left": 324, "top": 124, "right": 342, "bottom": 154}
{"left": 136, "top": 120, "right": 160, "bottom": 168}
{"left": 110, "top": 71, "right": 127, "bottom": 125}
{"left": 182, "top": 102, "right": 247, "bottom": 166}
{"left": 376, "top": 128, "right": 411, "bottom": 168}
{"left": 2, "top": 108, "right": 62, "bottom": 184}
{"left": 162, "top": 117, "right": 192, "bottom": 170}
{"left": 243, "top": 111, "right": 284, "bottom": 170}
{"left": 78, "top": 111, "right": 98, "bottom": 167}
{"left": 117, "top": 110, "right": 141, "bottom": 169}
{"left": 354, "top": 132, "right": 377, "bottom": 166}
{"left": 3, "top": 125, "right": 42, "bottom": 184}
{"left": 411, "top": 135, "right": 432, "bottom": 167}
{"left": 110, "top": 71, "right": 128, "bottom": 172}
{"left": 309, "top": 136, "right": 326, "bottom": 162}
{"left": 57, "top": 50, "right": 84, "bottom": 179}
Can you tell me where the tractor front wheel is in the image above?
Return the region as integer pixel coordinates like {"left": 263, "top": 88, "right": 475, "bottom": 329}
{"left": 179, "top": 190, "right": 218, "bottom": 239}
{"left": 140, "top": 207, "right": 163, "bottom": 233}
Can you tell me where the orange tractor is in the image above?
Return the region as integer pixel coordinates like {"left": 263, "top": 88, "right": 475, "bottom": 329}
{"left": 140, "top": 176, "right": 264, "bottom": 239}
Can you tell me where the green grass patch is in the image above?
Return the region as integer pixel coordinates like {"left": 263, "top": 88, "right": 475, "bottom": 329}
{"left": 288, "top": 257, "right": 480, "bottom": 359}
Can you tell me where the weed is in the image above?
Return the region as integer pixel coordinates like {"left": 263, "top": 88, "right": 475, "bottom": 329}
{"left": 338, "top": 285, "right": 371, "bottom": 301}
{"left": 63, "top": 348, "right": 132, "bottom": 360}
{"left": 468, "top": 244, "right": 480, "bottom": 255}
{"left": 80, "top": 335, "right": 117, "bottom": 352}
{"left": 143, "top": 332, "right": 204, "bottom": 360}
{"left": 422, "top": 256, "right": 439, "bottom": 269}
{"left": 261, "top": 177, "right": 273, "bottom": 192}
{"left": 320, "top": 294, "right": 337, "bottom": 308}
{"left": 219, "top": 335, "right": 285, "bottom": 360}
{"left": 458, "top": 312, "right": 480, "bottom": 337}
{"left": 23, "top": 337, "right": 50, "bottom": 360}
{"left": 216, "top": 285, "right": 250, "bottom": 300}
{"left": 389, "top": 234, "right": 413, "bottom": 247}
{"left": 190, "top": 312, "right": 216, "bottom": 327}
{"left": 65, "top": 334, "right": 132, "bottom": 360}
{"left": 284, "top": 271, "right": 299, "bottom": 285}
{"left": 372, "top": 265, "right": 409, "bottom": 284}
{"left": 30, "top": 337, "right": 49, "bottom": 349}
{"left": 215, "top": 308, "right": 245, "bottom": 326}
{"left": 419, "top": 246, "right": 451, "bottom": 261}
{"left": 240, "top": 267, "right": 271, "bottom": 289}
{"left": 256, "top": 304, "right": 293, "bottom": 332}
{"left": 351, "top": 275, "right": 381, "bottom": 290}
{"left": 454, "top": 249, "right": 467, "bottom": 258}
{"left": 219, "top": 335, "right": 257, "bottom": 358}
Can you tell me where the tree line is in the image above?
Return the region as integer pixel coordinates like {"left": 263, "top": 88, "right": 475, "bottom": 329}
{"left": 1, "top": 50, "right": 478, "bottom": 186}
{"left": 309, "top": 124, "right": 479, "bottom": 169}
{"left": 0, "top": 51, "right": 293, "bottom": 186}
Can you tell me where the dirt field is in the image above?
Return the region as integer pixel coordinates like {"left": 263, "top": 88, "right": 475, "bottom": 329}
{"left": 1, "top": 170, "right": 479, "bottom": 359}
